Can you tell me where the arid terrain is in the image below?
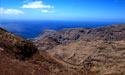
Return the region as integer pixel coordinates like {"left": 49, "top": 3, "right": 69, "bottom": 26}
{"left": 0, "top": 24, "right": 125, "bottom": 75}
{"left": 0, "top": 27, "right": 96, "bottom": 75}
{"left": 33, "top": 24, "right": 125, "bottom": 75}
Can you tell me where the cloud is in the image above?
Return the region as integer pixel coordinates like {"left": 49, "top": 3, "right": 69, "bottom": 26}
{"left": 0, "top": 8, "right": 24, "bottom": 14}
{"left": 22, "top": 1, "right": 54, "bottom": 8}
{"left": 41, "top": 10, "right": 56, "bottom": 13}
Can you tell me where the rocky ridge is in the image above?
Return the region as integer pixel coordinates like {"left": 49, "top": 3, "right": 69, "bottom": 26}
{"left": 33, "top": 24, "right": 125, "bottom": 51}
{"left": 33, "top": 24, "right": 125, "bottom": 75}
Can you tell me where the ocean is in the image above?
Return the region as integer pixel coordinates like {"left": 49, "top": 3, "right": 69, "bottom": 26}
{"left": 0, "top": 20, "right": 123, "bottom": 38}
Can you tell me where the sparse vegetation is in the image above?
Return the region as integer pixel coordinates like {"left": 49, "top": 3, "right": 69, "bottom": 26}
{"left": 33, "top": 24, "right": 125, "bottom": 75}
{"left": 0, "top": 27, "right": 96, "bottom": 75}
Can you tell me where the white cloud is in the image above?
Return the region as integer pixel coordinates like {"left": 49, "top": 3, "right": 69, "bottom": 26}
{"left": 0, "top": 8, "right": 24, "bottom": 14}
{"left": 41, "top": 10, "right": 56, "bottom": 13}
{"left": 22, "top": 1, "right": 54, "bottom": 8}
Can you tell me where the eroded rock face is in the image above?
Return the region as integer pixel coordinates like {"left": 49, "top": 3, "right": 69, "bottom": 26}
{"left": 33, "top": 24, "right": 125, "bottom": 51}
{"left": 33, "top": 28, "right": 90, "bottom": 51}
{"left": 86, "top": 24, "right": 125, "bottom": 41}
{"left": 34, "top": 28, "right": 90, "bottom": 44}
{"left": 33, "top": 24, "right": 125, "bottom": 74}
{"left": 36, "top": 24, "right": 125, "bottom": 42}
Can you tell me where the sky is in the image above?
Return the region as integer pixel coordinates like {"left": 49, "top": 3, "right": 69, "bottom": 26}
{"left": 0, "top": 0, "right": 125, "bottom": 22}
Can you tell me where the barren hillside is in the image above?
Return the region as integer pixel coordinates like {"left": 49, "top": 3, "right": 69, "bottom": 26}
{"left": 33, "top": 24, "right": 125, "bottom": 75}
{"left": 0, "top": 27, "right": 96, "bottom": 75}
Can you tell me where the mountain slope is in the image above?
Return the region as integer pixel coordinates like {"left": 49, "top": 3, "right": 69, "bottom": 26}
{"left": 0, "top": 27, "right": 96, "bottom": 75}
{"left": 33, "top": 24, "right": 125, "bottom": 75}
{"left": 0, "top": 28, "right": 38, "bottom": 60}
{"left": 47, "top": 40, "right": 125, "bottom": 74}
{"left": 33, "top": 24, "right": 125, "bottom": 51}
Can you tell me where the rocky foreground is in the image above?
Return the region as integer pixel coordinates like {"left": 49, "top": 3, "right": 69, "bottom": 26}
{"left": 33, "top": 24, "right": 125, "bottom": 75}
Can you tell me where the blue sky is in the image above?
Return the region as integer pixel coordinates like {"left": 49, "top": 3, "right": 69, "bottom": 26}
{"left": 0, "top": 0, "right": 125, "bottom": 22}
